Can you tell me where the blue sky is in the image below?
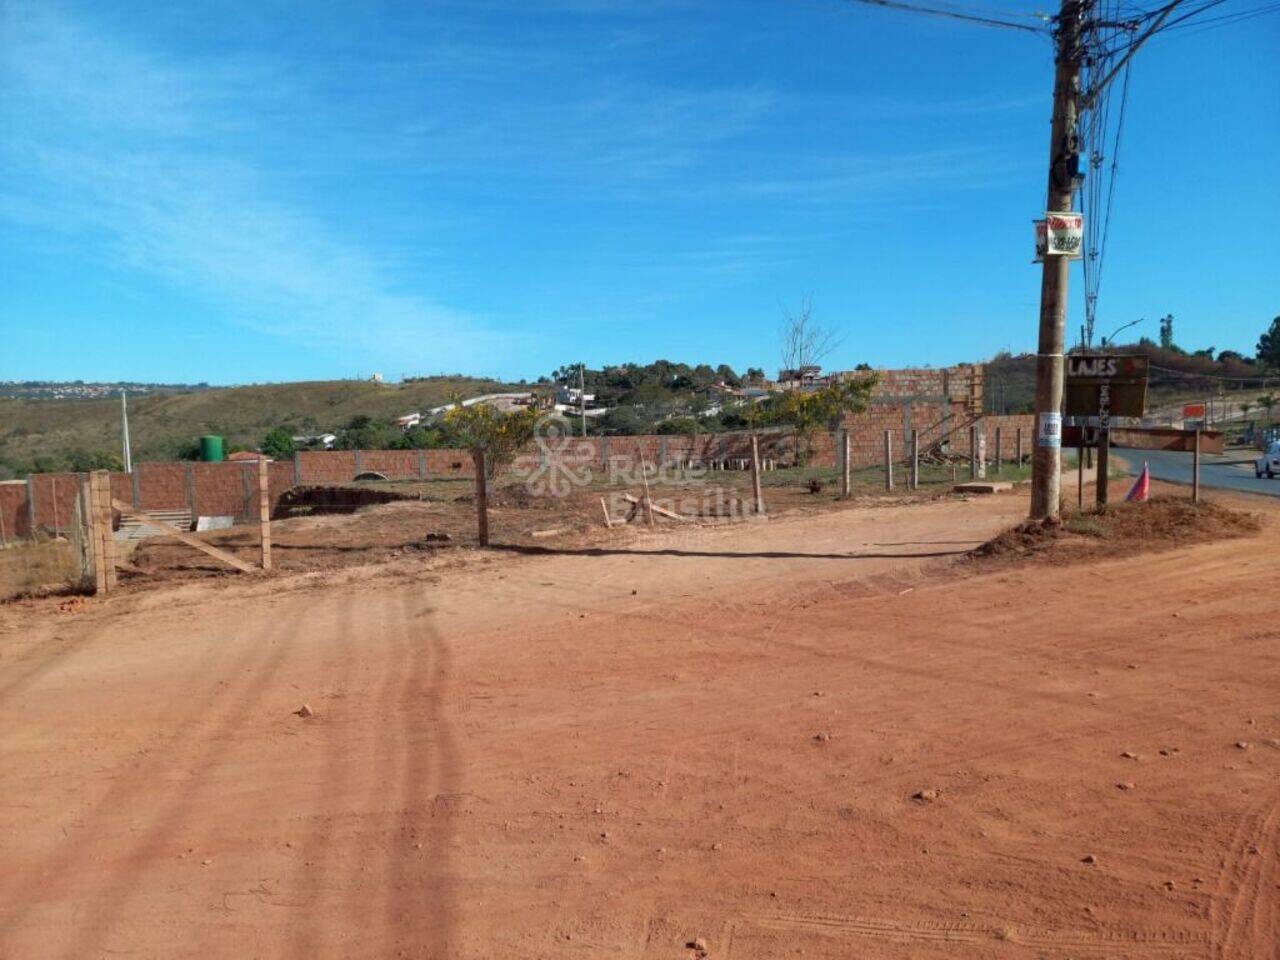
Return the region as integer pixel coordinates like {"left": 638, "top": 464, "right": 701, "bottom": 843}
{"left": 2, "top": 0, "right": 1276, "bottom": 385}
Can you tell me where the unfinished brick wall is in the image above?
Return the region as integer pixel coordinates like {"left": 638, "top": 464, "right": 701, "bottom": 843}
{"left": 5, "top": 410, "right": 1181, "bottom": 540}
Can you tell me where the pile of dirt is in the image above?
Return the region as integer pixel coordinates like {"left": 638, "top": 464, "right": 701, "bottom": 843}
{"left": 969, "top": 495, "right": 1261, "bottom": 567}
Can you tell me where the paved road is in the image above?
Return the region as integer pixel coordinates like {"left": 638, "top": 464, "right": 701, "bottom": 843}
{"left": 1114, "top": 447, "right": 1280, "bottom": 497}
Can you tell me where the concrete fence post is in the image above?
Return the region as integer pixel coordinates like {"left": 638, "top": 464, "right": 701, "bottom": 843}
{"left": 840, "top": 429, "right": 851, "bottom": 498}
{"left": 131, "top": 467, "right": 141, "bottom": 507}
{"left": 184, "top": 463, "right": 195, "bottom": 515}
{"left": 293, "top": 452, "right": 302, "bottom": 486}
{"left": 353, "top": 449, "right": 362, "bottom": 479}
{"left": 417, "top": 450, "right": 427, "bottom": 482}
{"left": 1016, "top": 427, "right": 1024, "bottom": 465}
{"left": 911, "top": 429, "right": 920, "bottom": 490}
{"left": 969, "top": 425, "right": 978, "bottom": 480}
{"left": 884, "top": 430, "right": 893, "bottom": 491}
{"left": 995, "top": 426, "right": 1003, "bottom": 474}
{"left": 26, "top": 476, "right": 36, "bottom": 536}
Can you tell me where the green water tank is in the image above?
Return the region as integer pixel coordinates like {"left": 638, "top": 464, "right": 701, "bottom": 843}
{"left": 199, "top": 435, "right": 225, "bottom": 462}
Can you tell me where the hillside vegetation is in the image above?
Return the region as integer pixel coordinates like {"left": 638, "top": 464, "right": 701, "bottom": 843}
{"left": 0, "top": 377, "right": 513, "bottom": 477}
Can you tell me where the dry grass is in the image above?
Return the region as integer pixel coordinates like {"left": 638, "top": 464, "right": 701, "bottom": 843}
{"left": 0, "top": 535, "right": 84, "bottom": 600}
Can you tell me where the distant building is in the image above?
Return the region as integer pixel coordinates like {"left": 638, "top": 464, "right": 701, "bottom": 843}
{"left": 292, "top": 433, "right": 337, "bottom": 449}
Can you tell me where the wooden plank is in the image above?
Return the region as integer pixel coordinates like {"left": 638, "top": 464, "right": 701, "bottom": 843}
{"left": 111, "top": 498, "right": 256, "bottom": 574}
{"left": 620, "top": 492, "right": 688, "bottom": 522}
{"left": 258, "top": 462, "right": 272, "bottom": 571}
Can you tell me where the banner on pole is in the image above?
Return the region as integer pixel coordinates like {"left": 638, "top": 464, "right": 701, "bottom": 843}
{"left": 1037, "top": 212, "right": 1083, "bottom": 259}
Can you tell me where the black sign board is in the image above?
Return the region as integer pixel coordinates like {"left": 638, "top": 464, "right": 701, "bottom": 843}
{"left": 1065, "top": 354, "right": 1148, "bottom": 421}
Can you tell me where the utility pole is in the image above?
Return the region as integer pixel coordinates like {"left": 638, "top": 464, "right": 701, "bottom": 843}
{"left": 121, "top": 391, "right": 133, "bottom": 474}
{"left": 1030, "top": 0, "right": 1085, "bottom": 521}
{"left": 578, "top": 363, "right": 587, "bottom": 438}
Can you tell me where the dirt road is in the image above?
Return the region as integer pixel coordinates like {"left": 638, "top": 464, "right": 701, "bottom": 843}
{"left": 2, "top": 490, "right": 1278, "bottom": 959}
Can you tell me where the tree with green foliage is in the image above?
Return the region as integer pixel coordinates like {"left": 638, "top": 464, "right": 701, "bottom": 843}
{"left": 1257, "top": 316, "right": 1280, "bottom": 369}
{"left": 441, "top": 401, "right": 542, "bottom": 545}
{"left": 655, "top": 416, "right": 701, "bottom": 436}
{"left": 65, "top": 449, "right": 125, "bottom": 473}
{"left": 260, "top": 427, "right": 296, "bottom": 460}
{"left": 1259, "top": 393, "right": 1278, "bottom": 425}
{"left": 772, "top": 374, "right": 878, "bottom": 465}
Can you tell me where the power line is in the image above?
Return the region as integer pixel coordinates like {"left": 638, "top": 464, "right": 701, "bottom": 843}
{"left": 836, "top": 0, "right": 1051, "bottom": 33}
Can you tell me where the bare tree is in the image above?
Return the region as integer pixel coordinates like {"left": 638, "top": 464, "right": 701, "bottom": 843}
{"left": 780, "top": 295, "right": 842, "bottom": 378}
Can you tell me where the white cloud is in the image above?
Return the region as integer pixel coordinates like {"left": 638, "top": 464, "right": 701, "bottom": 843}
{"left": 0, "top": 2, "right": 512, "bottom": 368}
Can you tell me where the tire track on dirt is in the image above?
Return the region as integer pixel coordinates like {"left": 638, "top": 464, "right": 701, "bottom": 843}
{"left": 746, "top": 911, "right": 1208, "bottom": 954}
{"left": 0, "top": 609, "right": 283, "bottom": 949}
{"left": 382, "top": 581, "right": 459, "bottom": 957}
{"left": 1211, "top": 793, "right": 1280, "bottom": 959}
{"left": 53, "top": 609, "right": 300, "bottom": 960}
{"left": 286, "top": 588, "right": 362, "bottom": 957}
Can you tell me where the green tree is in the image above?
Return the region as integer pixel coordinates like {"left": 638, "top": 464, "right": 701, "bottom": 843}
{"left": 441, "top": 401, "right": 541, "bottom": 546}
{"left": 1257, "top": 316, "right": 1280, "bottom": 369}
{"left": 260, "top": 427, "right": 296, "bottom": 459}
{"left": 773, "top": 375, "right": 878, "bottom": 465}
{"left": 1159, "top": 314, "right": 1175, "bottom": 351}
{"left": 1259, "top": 393, "right": 1278, "bottom": 425}
{"left": 655, "top": 416, "right": 701, "bottom": 436}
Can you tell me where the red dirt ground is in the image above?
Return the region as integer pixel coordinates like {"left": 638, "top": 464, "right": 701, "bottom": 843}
{"left": 1, "top": 484, "right": 1278, "bottom": 959}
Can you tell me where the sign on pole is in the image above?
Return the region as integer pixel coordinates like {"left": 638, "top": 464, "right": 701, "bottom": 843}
{"left": 1182, "top": 402, "right": 1206, "bottom": 420}
{"left": 1037, "top": 412, "right": 1062, "bottom": 448}
{"left": 1065, "top": 354, "right": 1149, "bottom": 420}
{"left": 1038, "top": 212, "right": 1084, "bottom": 259}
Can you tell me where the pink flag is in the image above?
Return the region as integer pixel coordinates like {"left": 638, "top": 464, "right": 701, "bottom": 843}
{"left": 1125, "top": 462, "right": 1150, "bottom": 502}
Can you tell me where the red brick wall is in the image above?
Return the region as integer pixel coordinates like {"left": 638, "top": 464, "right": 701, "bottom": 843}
{"left": 1, "top": 482, "right": 32, "bottom": 539}
{"left": 3, "top": 407, "right": 1042, "bottom": 539}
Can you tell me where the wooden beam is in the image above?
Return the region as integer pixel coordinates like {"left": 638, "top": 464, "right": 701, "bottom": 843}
{"left": 620, "top": 492, "right": 688, "bottom": 522}
{"left": 258, "top": 461, "right": 272, "bottom": 571}
{"left": 111, "top": 498, "right": 256, "bottom": 574}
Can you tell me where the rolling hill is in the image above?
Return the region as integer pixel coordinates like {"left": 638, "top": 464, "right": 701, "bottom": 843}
{"left": 0, "top": 377, "right": 516, "bottom": 476}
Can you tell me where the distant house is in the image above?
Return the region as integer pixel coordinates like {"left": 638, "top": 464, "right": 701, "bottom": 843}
{"left": 395, "top": 412, "right": 422, "bottom": 430}
{"left": 292, "top": 433, "right": 337, "bottom": 449}
{"left": 777, "top": 365, "right": 825, "bottom": 387}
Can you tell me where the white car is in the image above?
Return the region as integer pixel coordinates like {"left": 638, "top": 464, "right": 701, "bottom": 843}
{"left": 1257, "top": 441, "right": 1280, "bottom": 479}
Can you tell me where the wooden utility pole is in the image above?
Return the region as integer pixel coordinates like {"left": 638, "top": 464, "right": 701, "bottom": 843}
{"left": 474, "top": 449, "right": 490, "bottom": 546}
{"left": 258, "top": 460, "right": 272, "bottom": 571}
{"left": 1030, "top": 0, "right": 1085, "bottom": 520}
{"left": 750, "top": 435, "right": 765, "bottom": 515}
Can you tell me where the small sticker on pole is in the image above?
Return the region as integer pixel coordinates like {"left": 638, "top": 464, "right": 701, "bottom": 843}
{"left": 1037, "top": 412, "right": 1062, "bottom": 448}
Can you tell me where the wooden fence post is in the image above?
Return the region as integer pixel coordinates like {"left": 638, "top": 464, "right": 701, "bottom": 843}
{"left": 1097, "top": 429, "right": 1111, "bottom": 508}
{"left": 840, "top": 430, "right": 851, "bottom": 498}
{"left": 1192, "top": 429, "right": 1201, "bottom": 504}
{"left": 259, "top": 460, "right": 272, "bottom": 571}
{"left": 750, "top": 434, "right": 765, "bottom": 515}
{"left": 89, "top": 471, "right": 116, "bottom": 594}
{"left": 474, "top": 449, "right": 489, "bottom": 546}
